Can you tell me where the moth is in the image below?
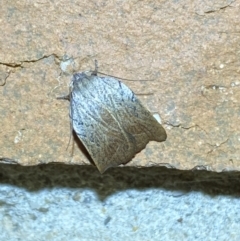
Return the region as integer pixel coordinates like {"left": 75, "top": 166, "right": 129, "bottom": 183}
{"left": 66, "top": 70, "right": 167, "bottom": 173}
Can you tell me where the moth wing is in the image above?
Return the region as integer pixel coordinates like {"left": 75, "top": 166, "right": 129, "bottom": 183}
{"left": 70, "top": 73, "right": 167, "bottom": 173}
{"left": 70, "top": 74, "right": 138, "bottom": 173}
{"left": 99, "top": 76, "right": 167, "bottom": 153}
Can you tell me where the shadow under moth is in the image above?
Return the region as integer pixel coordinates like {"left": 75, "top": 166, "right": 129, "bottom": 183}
{"left": 63, "top": 69, "right": 167, "bottom": 173}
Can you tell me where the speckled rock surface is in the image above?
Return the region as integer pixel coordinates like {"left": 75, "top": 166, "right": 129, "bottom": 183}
{"left": 0, "top": 0, "right": 240, "bottom": 171}
{"left": 0, "top": 164, "right": 240, "bottom": 240}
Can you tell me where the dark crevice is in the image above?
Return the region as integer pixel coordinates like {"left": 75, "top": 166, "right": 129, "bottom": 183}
{"left": 0, "top": 53, "right": 62, "bottom": 68}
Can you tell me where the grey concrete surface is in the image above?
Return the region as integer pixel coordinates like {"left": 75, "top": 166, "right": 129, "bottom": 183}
{"left": 0, "top": 164, "right": 239, "bottom": 241}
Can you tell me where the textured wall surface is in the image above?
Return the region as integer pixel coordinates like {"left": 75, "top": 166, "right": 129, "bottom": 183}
{"left": 1, "top": 1, "right": 240, "bottom": 240}
{"left": 1, "top": 0, "right": 240, "bottom": 171}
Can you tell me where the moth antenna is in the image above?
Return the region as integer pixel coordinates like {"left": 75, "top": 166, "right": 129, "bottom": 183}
{"left": 92, "top": 59, "right": 153, "bottom": 81}
{"left": 96, "top": 71, "right": 154, "bottom": 82}
{"left": 136, "top": 93, "right": 154, "bottom": 96}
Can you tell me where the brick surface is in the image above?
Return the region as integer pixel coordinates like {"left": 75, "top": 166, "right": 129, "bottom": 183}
{"left": 0, "top": 0, "right": 240, "bottom": 172}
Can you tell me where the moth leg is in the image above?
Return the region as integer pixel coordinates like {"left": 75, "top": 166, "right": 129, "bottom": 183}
{"left": 91, "top": 59, "right": 98, "bottom": 76}
{"left": 56, "top": 94, "right": 70, "bottom": 101}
